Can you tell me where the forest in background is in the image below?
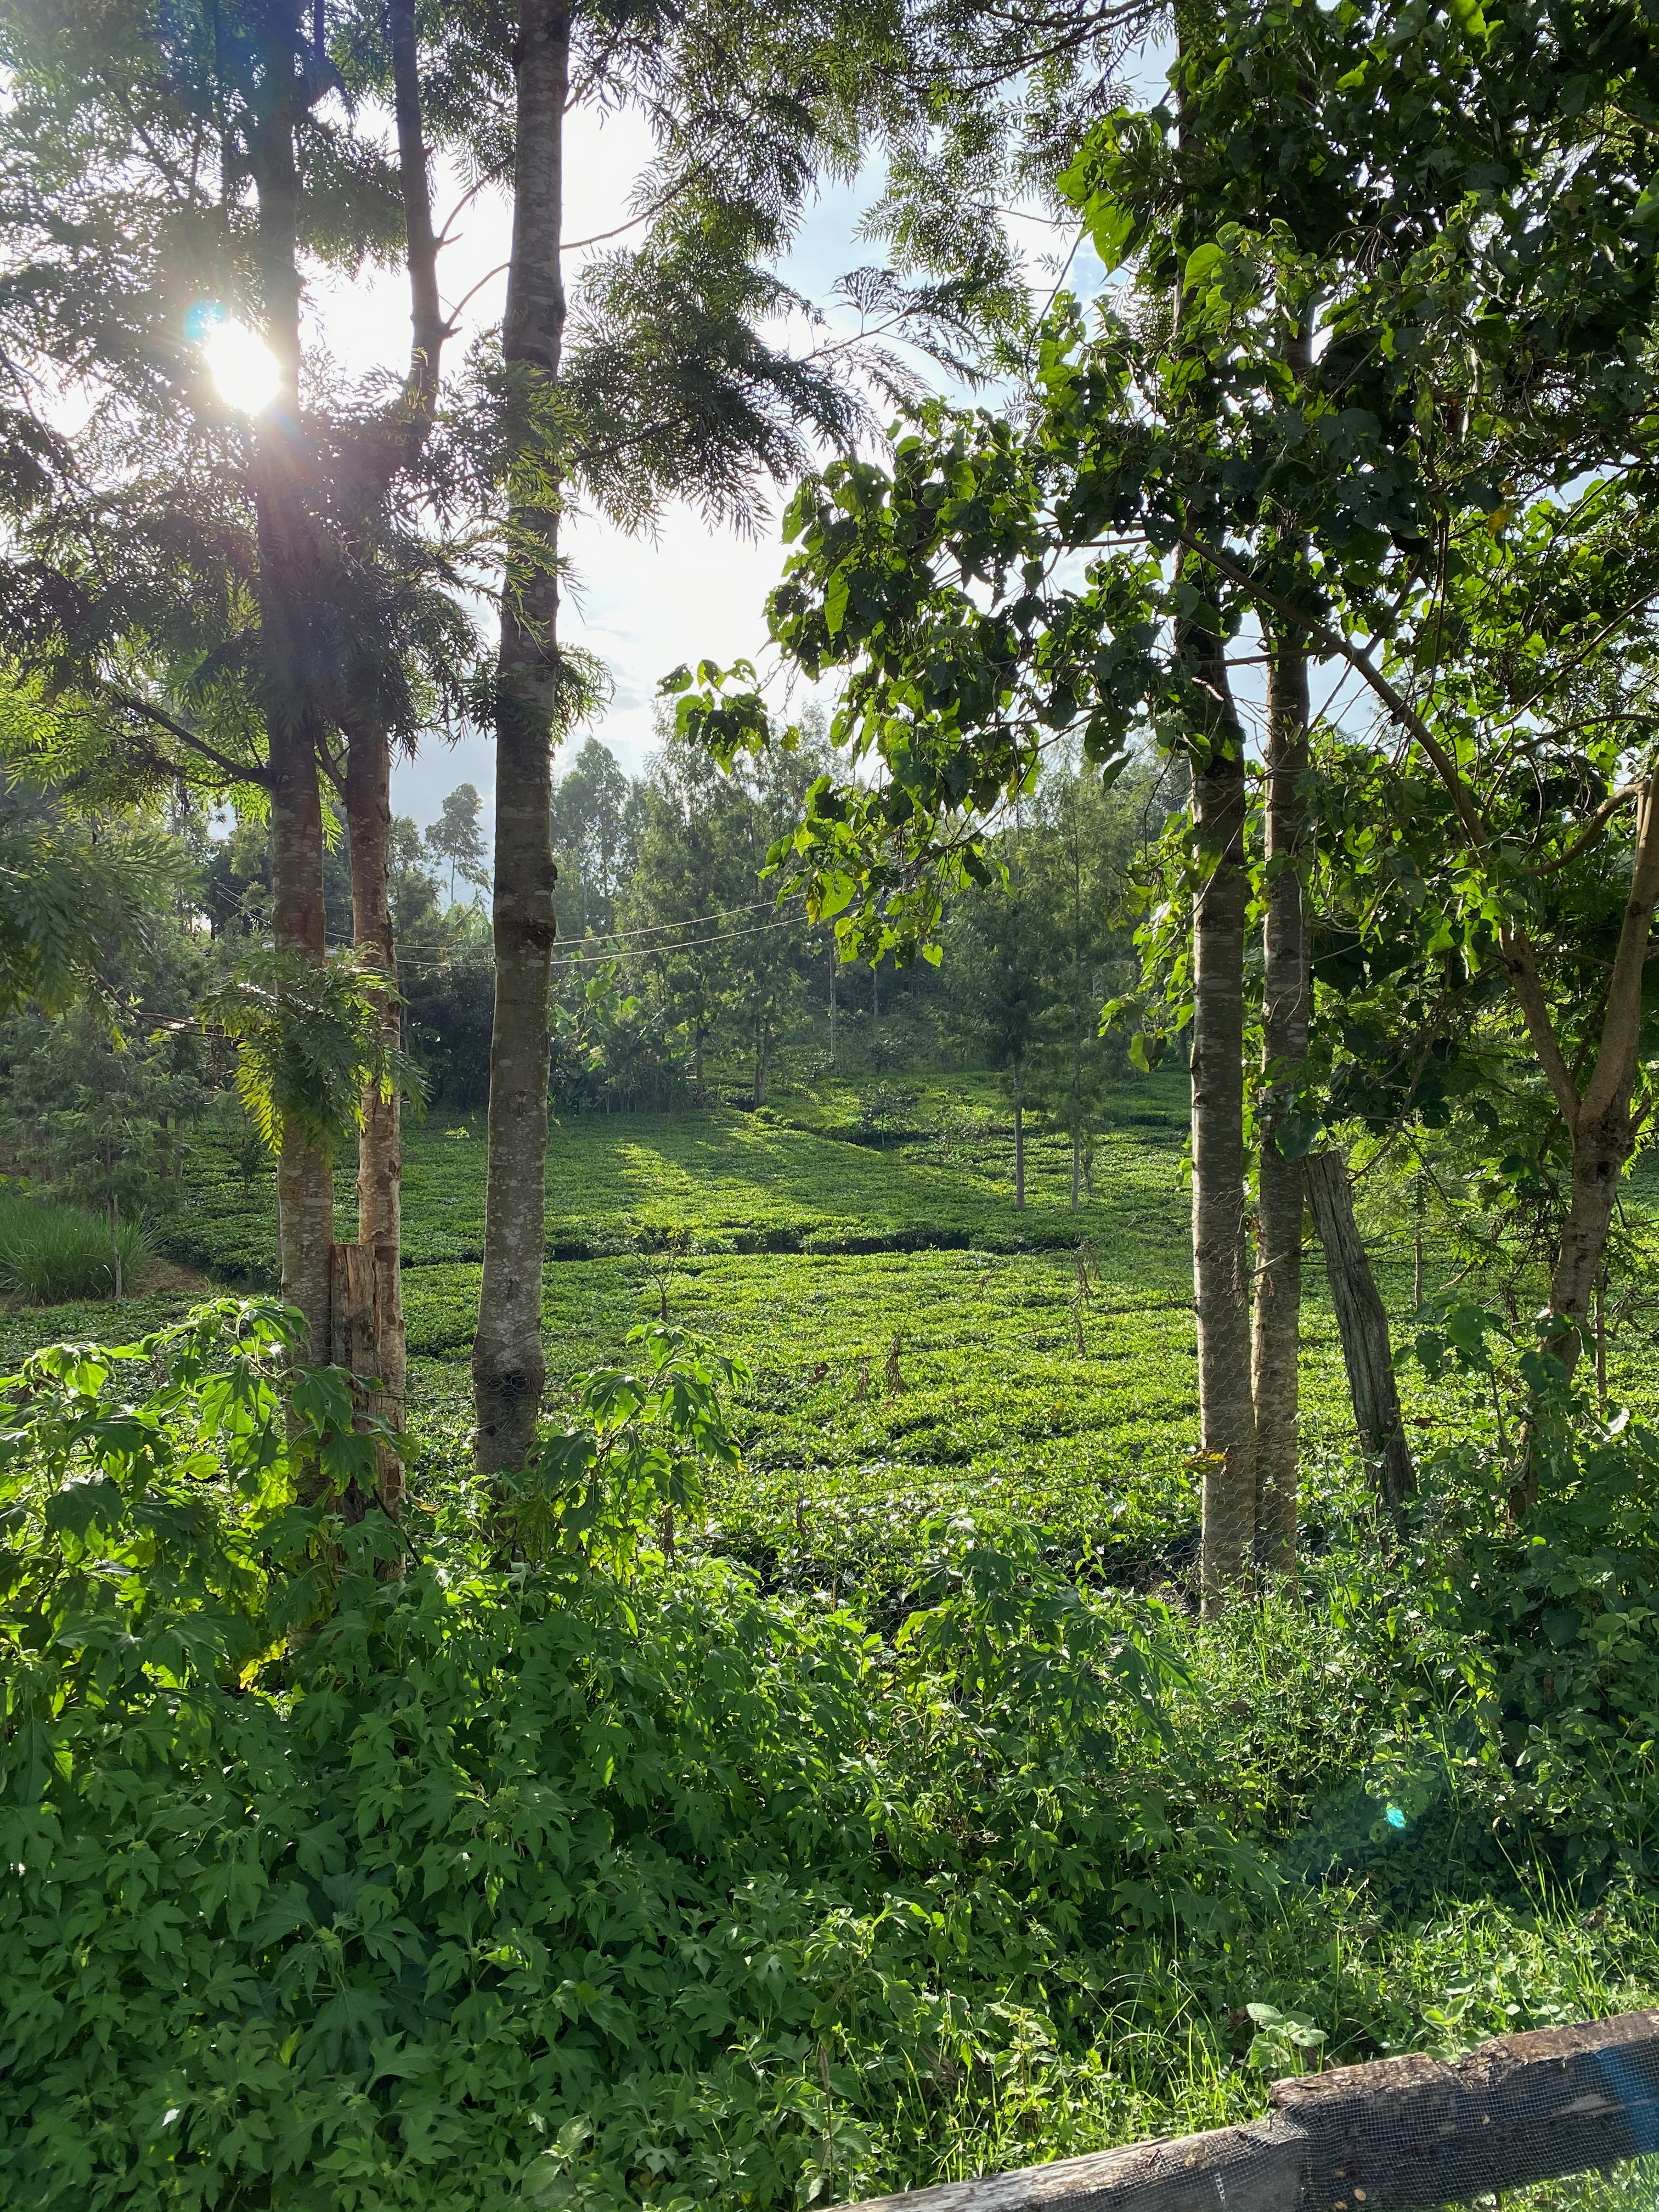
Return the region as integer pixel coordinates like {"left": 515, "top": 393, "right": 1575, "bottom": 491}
{"left": 0, "top": 730, "right": 1174, "bottom": 1252}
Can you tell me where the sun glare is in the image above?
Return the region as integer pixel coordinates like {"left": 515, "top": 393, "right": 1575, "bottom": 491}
{"left": 202, "top": 319, "right": 281, "bottom": 414}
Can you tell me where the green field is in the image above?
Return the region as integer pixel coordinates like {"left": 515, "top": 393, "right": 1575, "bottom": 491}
{"left": 50, "top": 1070, "right": 1573, "bottom": 1593}
{"left": 10, "top": 1073, "right": 1653, "bottom": 1594}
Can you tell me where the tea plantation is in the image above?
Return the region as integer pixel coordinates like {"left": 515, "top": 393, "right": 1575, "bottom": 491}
{"left": 64, "top": 1070, "right": 1588, "bottom": 1590}
{"left": 9, "top": 1084, "right": 1659, "bottom": 2212}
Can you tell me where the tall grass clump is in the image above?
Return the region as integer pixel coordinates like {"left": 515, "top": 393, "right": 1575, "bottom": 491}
{"left": 0, "top": 1190, "right": 151, "bottom": 1302}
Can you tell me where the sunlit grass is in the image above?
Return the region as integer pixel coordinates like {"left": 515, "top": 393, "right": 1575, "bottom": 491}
{"left": 0, "top": 1192, "right": 151, "bottom": 1305}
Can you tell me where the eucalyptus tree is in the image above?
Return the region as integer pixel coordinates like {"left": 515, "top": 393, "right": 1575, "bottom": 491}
{"left": 624, "top": 729, "right": 757, "bottom": 1102}
{"left": 428, "top": 782, "right": 491, "bottom": 906}
{"left": 1024, "top": 755, "right": 1149, "bottom": 1211}
{"left": 456, "top": 0, "right": 1081, "bottom": 1476}
{"left": 552, "top": 740, "right": 641, "bottom": 941}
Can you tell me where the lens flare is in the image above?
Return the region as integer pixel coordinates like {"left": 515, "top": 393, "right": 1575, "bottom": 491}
{"left": 201, "top": 319, "right": 281, "bottom": 413}
{"left": 1385, "top": 1804, "right": 1407, "bottom": 1830}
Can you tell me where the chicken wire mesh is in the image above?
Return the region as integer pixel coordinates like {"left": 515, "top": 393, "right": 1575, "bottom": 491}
{"left": 846, "top": 2010, "right": 1659, "bottom": 2212}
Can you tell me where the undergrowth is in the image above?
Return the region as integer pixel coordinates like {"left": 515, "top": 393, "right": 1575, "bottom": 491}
{"left": 6, "top": 1302, "right": 1659, "bottom": 2210}
{"left": 0, "top": 1190, "right": 151, "bottom": 1304}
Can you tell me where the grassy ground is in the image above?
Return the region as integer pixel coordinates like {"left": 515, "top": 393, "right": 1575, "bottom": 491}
{"left": 10, "top": 1077, "right": 1659, "bottom": 2210}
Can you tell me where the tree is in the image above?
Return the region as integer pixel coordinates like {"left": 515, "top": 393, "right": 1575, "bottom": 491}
{"left": 1025, "top": 755, "right": 1150, "bottom": 1210}
{"left": 462, "top": 0, "right": 1134, "bottom": 1474}
{"left": 625, "top": 727, "right": 750, "bottom": 1103}
{"left": 426, "top": 783, "right": 490, "bottom": 906}
{"left": 679, "top": 0, "right": 1659, "bottom": 1588}
{"left": 552, "top": 741, "right": 642, "bottom": 941}
{"left": 0, "top": 0, "right": 457, "bottom": 1457}
{"left": 946, "top": 839, "right": 1044, "bottom": 1210}
{"left": 469, "top": 0, "right": 895, "bottom": 1476}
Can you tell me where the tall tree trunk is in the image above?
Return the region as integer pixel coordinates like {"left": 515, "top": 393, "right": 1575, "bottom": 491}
{"left": 1251, "top": 634, "right": 1310, "bottom": 1575}
{"left": 473, "top": 0, "right": 569, "bottom": 1479}
{"left": 1186, "top": 616, "right": 1256, "bottom": 1610}
{"left": 1543, "top": 769, "right": 1659, "bottom": 1345}
{"left": 345, "top": 716, "right": 405, "bottom": 1517}
{"left": 1071, "top": 797, "right": 1084, "bottom": 1215}
{"left": 1502, "top": 770, "right": 1659, "bottom": 1517}
{"left": 251, "top": 12, "right": 332, "bottom": 1365}
{"left": 321, "top": 0, "right": 438, "bottom": 1508}
{"left": 1305, "top": 1150, "right": 1415, "bottom": 1516}
{"left": 1013, "top": 1086, "right": 1025, "bottom": 1211}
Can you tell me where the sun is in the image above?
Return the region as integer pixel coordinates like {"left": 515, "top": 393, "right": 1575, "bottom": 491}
{"left": 201, "top": 319, "right": 281, "bottom": 414}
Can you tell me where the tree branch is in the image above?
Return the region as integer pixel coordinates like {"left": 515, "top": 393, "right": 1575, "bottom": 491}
{"left": 1176, "top": 532, "right": 1493, "bottom": 856}
{"left": 107, "top": 690, "right": 272, "bottom": 790}
{"left": 1176, "top": 532, "right": 1584, "bottom": 1129}
{"left": 1581, "top": 763, "right": 1659, "bottom": 1127}
{"left": 1529, "top": 783, "right": 1641, "bottom": 874}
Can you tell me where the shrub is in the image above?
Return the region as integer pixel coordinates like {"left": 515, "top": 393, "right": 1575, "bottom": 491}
{"left": 0, "top": 1299, "right": 1228, "bottom": 2212}
{"left": 0, "top": 1192, "right": 152, "bottom": 1302}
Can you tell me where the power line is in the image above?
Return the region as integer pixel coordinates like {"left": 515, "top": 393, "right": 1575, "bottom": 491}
{"left": 562, "top": 893, "right": 802, "bottom": 944}
{"left": 551, "top": 915, "right": 810, "bottom": 968}
{"left": 394, "top": 910, "right": 812, "bottom": 979}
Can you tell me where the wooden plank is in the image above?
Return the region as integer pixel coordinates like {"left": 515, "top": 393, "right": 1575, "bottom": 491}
{"left": 1273, "top": 2006, "right": 1659, "bottom": 2212}
{"left": 840, "top": 2008, "right": 1659, "bottom": 2212}
{"left": 843, "top": 2115, "right": 1308, "bottom": 2212}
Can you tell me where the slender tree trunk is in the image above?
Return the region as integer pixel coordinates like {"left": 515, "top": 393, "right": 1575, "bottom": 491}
{"left": 1305, "top": 1150, "right": 1414, "bottom": 1515}
{"left": 314, "top": 0, "right": 438, "bottom": 1504}
{"left": 388, "top": 0, "right": 441, "bottom": 427}
{"left": 1013, "top": 1088, "right": 1025, "bottom": 1211}
{"left": 829, "top": 939, "right": 837, "bottom": 1063}
{"left": 251, "top": 16, "right": 332, "bottom": 1364}
{"left": 1413, "top": 1173, "right": 1425, "bottom": 1310}
{"left": 694, "top": 1023, "right": 706, "bottom": 1103}
{"left": 473, "top": 0, "right": 570, "bottom": 1479}
{"left": 1071, "top": 800, "right": 1084, "bottom": 1214}
{"left": 1186, "top": 615, "right": 1256, "bottom": 1609}
{"left": 872, "top": 961, "right": 879, "bottom": 1020}
{"left": 345, "top": 716, "right": 406, "bottom": 1517}
{"left": 1251, "top": 634, "right": 1310, "bottom": 1576}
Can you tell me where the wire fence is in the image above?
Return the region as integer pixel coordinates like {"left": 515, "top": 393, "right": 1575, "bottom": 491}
{"left": 844, "top": 2010, "right": 1659, "bottom": 2212}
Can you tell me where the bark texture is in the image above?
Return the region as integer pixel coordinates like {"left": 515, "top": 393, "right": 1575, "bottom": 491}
{"left": 1251, "top": 637, "right": 1310, "bottom": 1574}
{"left": 1544, "top": 770, "right": 1659, "bottom": 1348}
{"left": 388, "top": 0, "right": 441, "bottom": 424}
{"left": 473, "top": 0, "right": 569, "bottom": 1477}
{"left": 330, "top": 1240, "right": 403, "bottom": 1542}
{"left": 1187, "top": 622, "right": 1256, "bottom": 1608}
{"left": 345, "top": 716, "right": 405, "bottom": 1518}
{"left": 320, "top": 0, "right": 439, "bottom": 1506}
{"left": 251, "top": 9, "right": 332, "bottom": 1363}
{"left": 1305, "top": 1150, "right": 1415, "bottom": 1515}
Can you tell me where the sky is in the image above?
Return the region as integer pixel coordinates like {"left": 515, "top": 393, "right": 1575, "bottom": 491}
{"left": 306, "top": 102, "right": 1097, "bottom": 837}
